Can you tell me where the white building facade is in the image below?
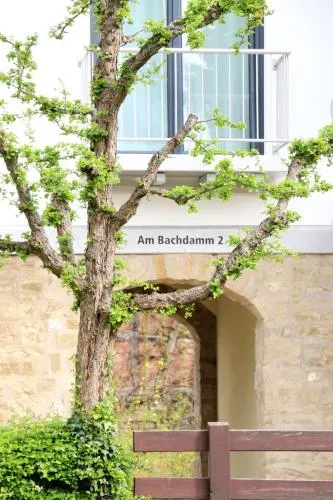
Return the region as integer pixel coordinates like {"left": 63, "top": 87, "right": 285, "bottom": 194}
{"left": 1, "top": 0, "right": 333, "bottom": 479}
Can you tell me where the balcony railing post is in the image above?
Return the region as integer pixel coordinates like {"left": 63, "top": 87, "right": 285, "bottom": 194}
{"left": 208, "top": 422, "right": 231, "bottom": 500}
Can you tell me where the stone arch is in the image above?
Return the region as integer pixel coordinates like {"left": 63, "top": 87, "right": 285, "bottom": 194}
{"left": 119, "top": 279, "right": 263, "bottom": 476}
{"left": 223, "top": 286, "right": 264, "bottom": 322}
{"left": 115, "top": 269, "right": 264, "bottom": 440}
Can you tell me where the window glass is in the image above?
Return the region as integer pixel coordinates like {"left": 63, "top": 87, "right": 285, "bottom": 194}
{"left": 118, "top": 1, "right": 252, "bottom": 152}
{"left": 182, "top": 0, "right": 249, "bottom": 150}
{"left": 118, "top": 1, "right": 168, "bottom": 152}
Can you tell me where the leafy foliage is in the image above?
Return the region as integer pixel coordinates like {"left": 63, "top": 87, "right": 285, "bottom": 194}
{"left": 0, "top": 398, "right": 134, "bottom": 499}
{"left": 50, "top": 0, "right": 92, "bottom": 40}
{"left": 183, "top": 0, "right": 270, "bottom": 49}
{"left": 109, "top": 291, "right": 138, "bottom": 330}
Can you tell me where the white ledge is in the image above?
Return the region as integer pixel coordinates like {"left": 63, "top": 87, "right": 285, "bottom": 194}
{"left": 118, "top": 154, "right": 288, "bottom": 174}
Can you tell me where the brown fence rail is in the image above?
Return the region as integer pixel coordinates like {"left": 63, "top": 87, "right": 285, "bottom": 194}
{"left": 133, "top": 422, "right": 333, "bottom": 499}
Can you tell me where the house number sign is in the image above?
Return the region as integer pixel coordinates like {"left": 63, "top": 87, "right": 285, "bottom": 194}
{"left": 118, "top": 226, "right": 235, "bottom": 254}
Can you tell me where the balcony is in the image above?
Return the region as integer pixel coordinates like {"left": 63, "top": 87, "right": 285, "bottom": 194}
{"left": 80, "top": 47, "right": 290, "bottom": 159}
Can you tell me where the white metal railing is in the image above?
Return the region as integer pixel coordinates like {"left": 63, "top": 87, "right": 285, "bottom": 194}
{"left": 79, "top": 48, "right": 291, "bottom": 154}
{"left": 273, "top": 53, "right": 290, "bottom": 151}
{"left": 79, "top": 50, "right": 94, "bottom": 105}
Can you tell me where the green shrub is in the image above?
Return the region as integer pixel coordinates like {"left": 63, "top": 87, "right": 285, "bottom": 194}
{"left": 0, "top": 399, "right": 135, "bottom": 499}
{"left": 119, "top": 396, "right": 197, "bottom": 480}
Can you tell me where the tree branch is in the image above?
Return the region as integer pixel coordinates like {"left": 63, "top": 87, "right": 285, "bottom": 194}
{"left": 121, "top": 29, "right": 145, "bottom": 47}
{"left": 51, "top": 194, "right": 76, "bottom": 265}
{"left": 132, "top": 157, "right": 304, "bottom": 311}
{"left": 0, "top": 133, "right": 65, "bottom": 277}
{"left": 50, "top": 0, "right": 92, "bottom": 40}
{"left": 114, "top": 3, "right": 229, "bottom": 109}
{"left": 149, "top": 183, "right": 223, "bottom": 205}
{"left": 0, "top": 238, "right": 33, "bottom": 255}
{"left": 212, "top": 158, "right": 303, "bottom": 283}
{"left": 116, "top": 113, "right": 199, "bottom": 226}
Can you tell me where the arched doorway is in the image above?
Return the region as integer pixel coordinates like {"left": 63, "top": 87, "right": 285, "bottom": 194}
{"left": 113, "top": 280, "right": 261, "bottom": 477}
{"left": 113, "top": 284, "right": 217, "bottom": 476}
{"left": 114, "top": 296, "right": 217, "bottom": 432}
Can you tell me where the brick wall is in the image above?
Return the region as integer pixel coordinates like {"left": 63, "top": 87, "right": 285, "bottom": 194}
{"left": 115, "top": 312, "right": 198, "bottom": 428}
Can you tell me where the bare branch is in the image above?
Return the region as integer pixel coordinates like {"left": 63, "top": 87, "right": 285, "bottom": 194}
{"left": 133, "top": 283, "right": 210, "bottom": 311}
{"left": 133, "top": 157, "right": 304, "bottom": 311}
{"left": 116, "top": 113, "right": 199, "bottom": 226}
{"left": 50, "top": 0, "right": 92, "bottom": 40}
{"left": 121, "top": 29, "right": 145, "bottom": 47}
{"left": 0, "top": 134, "right": 64, "bottom": 277}
{"left": 51, "top": 194, "right": 75, "bottom": 265}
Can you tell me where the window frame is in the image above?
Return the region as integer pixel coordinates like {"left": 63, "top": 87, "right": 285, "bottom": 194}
{"left": 90, "top": 1, "right": 265, "bottom": 154}
{"left": 249, "top": 25, "right": 265, "bottom": 154}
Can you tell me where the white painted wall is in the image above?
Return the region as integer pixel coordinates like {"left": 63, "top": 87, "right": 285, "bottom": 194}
{"left": 265, "top": 0, "right": 333, "bottom": 226}
{"left": 266, "top": 0, "right": 333, "bottom": 138}
{"left": 0, "top": 1, "right": 332, "bottom": 235}
{"left": 0, "top": 1, "right": 89, "bottom": 99}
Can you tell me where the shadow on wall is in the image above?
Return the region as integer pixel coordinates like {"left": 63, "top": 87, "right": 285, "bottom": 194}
{"left": 216, "top": 291, "right": 263, "bottom": 478}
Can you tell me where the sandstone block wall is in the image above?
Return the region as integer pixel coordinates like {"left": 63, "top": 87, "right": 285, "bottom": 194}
{"left": 0, "top": 257, "right": 77, "bottom": 419}
{"left": 0, "top": 254, "right": 333, "bottom": 480}
{"left": 219, "top": 255, "right": 333, "bottom": 479}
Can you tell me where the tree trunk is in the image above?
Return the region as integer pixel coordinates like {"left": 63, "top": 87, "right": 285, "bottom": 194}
{"left": 76, "top": 292, "right": 115, "bottom": 412}
{"left": 75, "top": 4, "right": 124, "bottom": 412}
{"left": 76, "top": 218, "right": 118, "bottom": 412}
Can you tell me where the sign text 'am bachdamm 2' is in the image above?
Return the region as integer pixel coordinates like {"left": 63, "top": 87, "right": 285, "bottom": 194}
{"left": 118, "top": 227, "right": 234, "bottom": 254}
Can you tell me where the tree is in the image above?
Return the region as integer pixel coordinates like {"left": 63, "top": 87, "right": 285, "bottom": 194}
{"left": 0, "top": 0, "right": 332, "bottom": 414}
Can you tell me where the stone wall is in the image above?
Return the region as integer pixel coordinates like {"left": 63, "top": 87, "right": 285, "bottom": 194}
{"left": 0, "top": 257, "right": 201, "bottom": 426}
{"left": 0, "top": 257, "right": 76, "bottom": 419}
{"left": 0, "top": 254, "right": 333, "bottom": 480}
{"left": 233, "top": 254, "right": 333, "bottom": 479}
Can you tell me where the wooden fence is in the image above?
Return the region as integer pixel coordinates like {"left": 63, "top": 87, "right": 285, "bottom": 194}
{"left": 133, "top": 422, "right": 333, "bottom": 499}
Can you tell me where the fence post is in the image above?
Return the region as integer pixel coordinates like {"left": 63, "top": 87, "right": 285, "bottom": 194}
{"left": 208, "top": 422, "right": 231, "bottom": 500}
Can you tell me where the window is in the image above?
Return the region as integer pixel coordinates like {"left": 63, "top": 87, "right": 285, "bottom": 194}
{"left": 118, "top": 1, "right": 168, "bottom": 152}
{"left": 91, "top": 1, "right": 264, "bottom": 153}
